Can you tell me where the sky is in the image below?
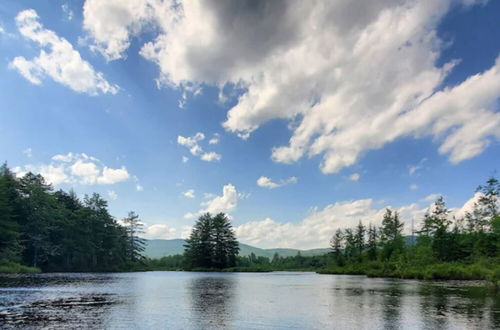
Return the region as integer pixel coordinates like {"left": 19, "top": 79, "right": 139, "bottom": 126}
{"left": 0, "top": 0, "right": 499, "bottom": 249}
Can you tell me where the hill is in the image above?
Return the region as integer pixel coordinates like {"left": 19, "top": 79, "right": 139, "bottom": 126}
{"left": 143, "top": 239, "right": 330, "bottom": 259}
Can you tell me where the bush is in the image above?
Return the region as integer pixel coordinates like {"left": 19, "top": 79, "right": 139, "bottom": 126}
{"left": 0, "top": 259, "right": 40, "bottom": 273}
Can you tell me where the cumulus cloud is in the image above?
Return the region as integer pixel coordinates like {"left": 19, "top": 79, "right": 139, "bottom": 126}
{"left": 182, "top": 156, "right": 189, "bottom": 163}
{"left": 183, "top": 189, "right": 195, "bottom": 198}
{"left": 184, "top": 184, "right": 240, "bottom": 219}
{"left": 235, "top": 198, "right": 428, "bottom": 249}
{"left": 257, "top": 176, "right": 297, "bottom": 189}
{"left": 144, "top": 223, "right": 177, "bottom": 240}
{"left": 83, "top": 0, "right": 499, "bottom": 173}
{"left": 136, "top": 184, "right": 144, "bottom": 191}
{"left": 177, "top": 132, "right": 221, "bottom": 162}
{"left": 13, "top": 152, "right": 131, "bottom": 186}
{"left": 200, "top": 152, "right": 221, "bottom": 162}
{"left": 10, "top": 9, "right": 118, "bottom": 95}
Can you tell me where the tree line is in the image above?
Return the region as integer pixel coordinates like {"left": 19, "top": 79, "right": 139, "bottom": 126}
{"left": 0, "top": 163, "right": 145, "bottom": 272}
{"left": 324, "top": 177, "right": 500, "bottom": 281}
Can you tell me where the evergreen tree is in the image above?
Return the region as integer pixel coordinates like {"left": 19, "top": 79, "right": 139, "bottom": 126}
{"left": 330, "top": 229, "right": 344, "bottom": 266}
{"left": 418, "top": 197, "right": 453, "bottom": 261}
{"left": 343, "top": 228, "right": 356, "bottom": 261}
{"left": 184, "top": 213, "right": 239, "bottom": 269}
{"left": 380, "top": 209, "right": 404, "bottom": 260}
{"left": 122, "top": 211, "right": 146, "bottom": 262}
{"left": 367, "top": 224, "right": 378, "bottom": 261}
{"left": 0, "top": 164, "right": 22, "bottom": 261}
{"left": 354, "top": 221, "right": 366, "bottom": 261}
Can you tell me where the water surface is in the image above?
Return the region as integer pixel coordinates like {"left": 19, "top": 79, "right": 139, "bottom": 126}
{"left": 0, "top": 272, "right": 498, "bottom": 329}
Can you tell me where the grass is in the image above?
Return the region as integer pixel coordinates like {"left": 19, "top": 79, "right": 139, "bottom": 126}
{"left": 0, "top": 260, "right": 40, "bottom": 273}
{"left": 318, "top": 259, "right": 500, "bottom": 285}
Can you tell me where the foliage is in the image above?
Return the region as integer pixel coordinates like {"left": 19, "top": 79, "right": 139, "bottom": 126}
{"left": 0, "top": 163, "right": 144, "bottom": 272}
{"left": 183, "top": 212, "right": 239, "bottom": 269}
{"left": 322, "top": 176, "right": 500, "bottom": 284}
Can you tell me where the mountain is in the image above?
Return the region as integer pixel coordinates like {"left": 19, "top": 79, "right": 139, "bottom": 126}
{"left": 143, "top": 239, "right": 330, "bottom": 259}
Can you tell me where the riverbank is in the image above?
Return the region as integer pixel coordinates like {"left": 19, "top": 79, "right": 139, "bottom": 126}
{"left": 318, "top": 260, "right": 500, "bottom": 285}
{"left": 0, "top": 260, "right": 40, "bottom": 274}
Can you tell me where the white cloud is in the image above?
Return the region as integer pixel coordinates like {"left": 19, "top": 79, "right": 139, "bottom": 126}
{"left": 200, "top": 152, "right": 221, "bottom": 162}
{"left": 257, "top": 176, "right": 297, "bottom": 189}
{"left": 183, "top": 189, "right": 195, "bottom": 199}
{"left": 61, "top": 3, "right": 74, "bottom": 21}
{"left": 410, "top": 184, "right": 418, "bottom": 191}
{"left": 184, "top": 184, "right": 240, "bottom": 219}
{"left": 453, "top": 192, "right": 482, "bottom": 219}
{"left": 349, "top": 173, "right": 360, "bottom": 181}
{"left": 97, "top": 166, "right": 130, "bottom": 184}
{"left": 10, "top": 9, "right": 118, "bottom": 95}
{"left": 177, "top": 132, "right": 205, "bottom": 155}
{"left": 182, "top": 156, "right": 189, "bottom": 163}
{"left": 235, "top": 198, "right": 428, "bottom": 249}
{"left": 23, "top": 148, "right": 32, "bottom": 158}
{"left": 14, "top": 152, "right": 131, "bottom": 186}
{"left": 107, "top": 190, "right": 118, "bottom": 200}
{"left": 136, "top": 184, "right": 144, "bottom": 191}
{"left": 409, "top": 158, "right": 428, "bottom": 175}
{"left": 144, "top": 224, "right": 177, "bottom": 240}
{"left": 423, "top": 193, "right": 441, "bottom": 202}
{"left": 177, "top": 132, "right": 221, "bottom": 162}
{"left": 209, "top": 133, "right": 220, "bottom": 145}
{"left": 83, "top": 0, "right": 153, "bottom": 61}
{"left": 83, "top": 0, "right": 499, "bottom": 173}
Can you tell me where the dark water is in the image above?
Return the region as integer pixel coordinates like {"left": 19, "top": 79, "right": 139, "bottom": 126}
{"left": 0, "top": 272, "right": 498, "bottom": 329}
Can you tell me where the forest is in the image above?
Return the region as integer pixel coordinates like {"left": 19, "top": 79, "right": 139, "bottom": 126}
{"left": 1, "top": 161, "right": 499, "bottom": 286}
{"left": 0, "top": 163, "right": 145, "bottom": 272}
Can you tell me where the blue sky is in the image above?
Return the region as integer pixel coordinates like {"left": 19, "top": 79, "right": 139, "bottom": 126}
{"left": 0, "top": 0, "right": 499, "bottom": 249}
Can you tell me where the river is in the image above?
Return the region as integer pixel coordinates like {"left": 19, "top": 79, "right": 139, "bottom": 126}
{"left": 0, "top": 271, "right": 498, "bottom": 329}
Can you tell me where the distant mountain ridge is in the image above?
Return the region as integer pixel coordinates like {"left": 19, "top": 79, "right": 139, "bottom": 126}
{"left": 143, "top": 239, "right": 330, "bottom": 259}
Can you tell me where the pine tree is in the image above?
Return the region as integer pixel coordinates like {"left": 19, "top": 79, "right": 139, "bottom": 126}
{"left": 122, "top": 211, "right": 146, "bottom": 263}
{"left": 184, "top": 213, "right": 239, "bottom": 269}
{"left": 330, "top": 229, "right": 344, "bottom": 266}
{"left": 367, "top": 224, "right": 378, "bottom": 261}
{"left": 380, "top": 209, "right": 405, "bottom": 260}
{"left": 0, "top": 164, "right": 22, "bottom": 261}
{"left": 354, "top": 221, "right": 366, "bottom": 261}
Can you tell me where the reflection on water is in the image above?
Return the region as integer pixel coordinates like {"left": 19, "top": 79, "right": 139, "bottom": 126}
{"left": 381, "top": 280, "right": 403, "bottom": 330}
{"left": 188, "top": 275, "right": 236, "bottom": 329}
{"left": 0, "top": 272, "right": 498, "bottom": 329}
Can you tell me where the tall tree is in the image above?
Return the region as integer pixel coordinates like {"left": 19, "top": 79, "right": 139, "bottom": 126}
{"left": 354, "top": 221, "right": 366, "bottom": 261}
{"left": 18, "top": 173, "right": 60, "bottom": 268}
{"left": 122, "top": 211, "right": 145, "bottom": 263}
{"left": 184, "top": 213, "right": 239, "bottom": 269}
{"left": 0, "top": 164, "right": 22, "bottom": 261}
{"left": 380, "top": 209, "right": 405, "bottom": 260}
{"left": 419, "top": 197, "right": 453, "bottom": 261}
{"left": 330, "top": 229, "right": 344, "bottom": 266}
{"left": 367, "top": 224, "right": 378, "bottom": 261}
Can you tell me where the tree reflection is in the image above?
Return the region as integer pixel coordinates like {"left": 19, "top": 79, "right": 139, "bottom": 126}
{"left": 381, "top": 279, "right": 403, "bottom": 330}
{"left": 419, "top": 282, "right": 500, "bottom": 329}
{"left": 188, "top": 274, "right": 237, "bottom": 329}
